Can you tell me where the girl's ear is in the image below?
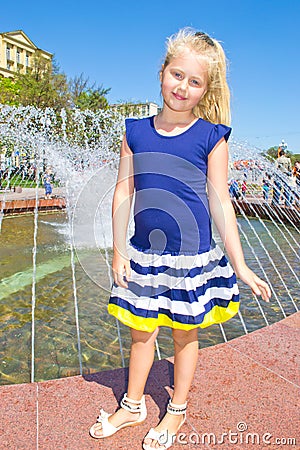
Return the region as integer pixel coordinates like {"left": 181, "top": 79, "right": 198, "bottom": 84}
{"left": 159, "top": 64, "right": 164, "bottom": 83}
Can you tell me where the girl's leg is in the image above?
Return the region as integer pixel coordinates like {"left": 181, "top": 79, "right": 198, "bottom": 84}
{"left": 144, "top": 328, "right": 198, "bottom": 448}
{"left": 172, "top": 328, "right": 199, "bottom": 403}
{"left": 127, "top": 327, "right": 160, "bottom": 400}
{"left": 92, "top": 327, "right": 159, "bottom": 437}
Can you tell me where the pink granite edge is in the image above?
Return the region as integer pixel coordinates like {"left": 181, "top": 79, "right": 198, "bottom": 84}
{"left": 227, "top": 312, "right": 300, "bottom": 384}
{"left": 1, "top": 313, "right": 299, "bottom": 450}
{"left": 0, "top": 382, "right": 38, "bottom": 449}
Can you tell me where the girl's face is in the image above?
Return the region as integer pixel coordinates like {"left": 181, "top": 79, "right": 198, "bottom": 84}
{"left": 160, "top": 48, "right": 208, "bottom": 114}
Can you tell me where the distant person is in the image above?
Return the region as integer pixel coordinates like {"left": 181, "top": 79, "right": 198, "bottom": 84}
{"left": 229, "top": 179, "right": 240, "bottom": 199}
{"left": 28, "top": 165, "right": 36, "bottom": 181}
{"left": 291, "top": 161, "right": 300, "bottom": 207}
{"left": 43, "top": 170, "right": 52, "bottom": 199}
{"left": 278, "top": 140, "right": 288, "bottom": 157}
{"left": 275, "top": 149, "right": 292, "bottom": 176}
{"left": 271, "top": 177, "right": 281, "bottom": 206}
{"left": 262, "top": 175, "right": 271, "bottom": 202}
{"left": 0, "top": 167, "right": 3, "bottom": 189}
{"left": 241, "top": 179, "right": 247, "bottom": 197}
{"left": 293, "top": 161, "right": 300, "bottom": 188}
{"left": 273, "top": 149, "right": 292, "bottom": 206}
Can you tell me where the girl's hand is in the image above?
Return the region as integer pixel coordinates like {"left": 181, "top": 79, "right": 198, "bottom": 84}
{"left": 236, "top": 264, "right": 271, "bottom": 302}
{"left": 112, "top": 251, "right": 131, "bottom": 288}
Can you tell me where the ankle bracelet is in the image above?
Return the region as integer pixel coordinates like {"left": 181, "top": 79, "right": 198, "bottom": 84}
{"left": 120, "top": 393, "right": 144, "bottom": 413}
{"left": 167, "top": 400, "right": 187, "bottom": 415}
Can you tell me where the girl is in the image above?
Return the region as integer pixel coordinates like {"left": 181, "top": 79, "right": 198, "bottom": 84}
{"left": 89, "top": 28, "right": 271, "bottom": 449}
{"left": 43, "top": 169, "right": 52, "bottom": 199}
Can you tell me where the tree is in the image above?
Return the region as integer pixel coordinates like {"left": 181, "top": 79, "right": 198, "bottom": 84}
{"left": 0, "top": 77, "right": 21, "bottom": 106}
{"left": 14, "top": 52, "right": 70, "bottom": 111}
{"left": 290, "top": 153, "right": 300, "bottom": 166}
{"left": 1, "top": 64, "right": 110, "bottom": 114}
{"left": 264, "top": 146, "right": 278, "bottom": 162}
{"left": 113, "top": 100, "right": 142, "bottom": 117}
{"left": 69, "top": 73, "right": 110, "bottom": 111}
{"left": 68, "top": 73, "right": 89, "bottom": 101}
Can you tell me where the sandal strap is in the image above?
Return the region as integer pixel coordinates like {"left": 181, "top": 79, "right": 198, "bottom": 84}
{"left": 92, "top": 409, "right": 117, "bottom": 437}
{"left": 167, "top": 400, "right": 187, "bottom": 415}
{"left": 120, "top": 392, "right": 145, "bottom": 413}
{"left": 144, "top": 427, "right": 173, "bottom": 446}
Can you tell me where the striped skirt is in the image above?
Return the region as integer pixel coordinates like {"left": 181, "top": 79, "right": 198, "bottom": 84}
{"left": 108, "top": 243, "right": 240, "bottom": 332}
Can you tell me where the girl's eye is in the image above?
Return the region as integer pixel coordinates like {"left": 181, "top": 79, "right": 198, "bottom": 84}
{"left": 173, "top": 71, "right": 182, "bottom": 79}
{"left": 190, "top": 79, "right": 200, "bottom": 86}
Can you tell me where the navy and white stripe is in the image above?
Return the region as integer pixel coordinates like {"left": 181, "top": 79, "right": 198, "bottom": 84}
{"left": 108, "top": 243, "right": 239, "bottom": 329}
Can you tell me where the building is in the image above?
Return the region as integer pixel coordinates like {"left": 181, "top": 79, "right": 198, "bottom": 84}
{"left": 110, "top": 101, "right": 161, "bottom": 118}
{"left": 0, "top": 30, "right": 52, "bottom": 78}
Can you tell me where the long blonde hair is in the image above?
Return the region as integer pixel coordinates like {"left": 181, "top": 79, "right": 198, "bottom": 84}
{"left": 161, "top": 28, "right": 231, "bottom": 126}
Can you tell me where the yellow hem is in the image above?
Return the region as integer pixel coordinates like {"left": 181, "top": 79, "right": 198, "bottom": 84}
{"left": 107, "top": 302, "right": 240, "bottom": 332}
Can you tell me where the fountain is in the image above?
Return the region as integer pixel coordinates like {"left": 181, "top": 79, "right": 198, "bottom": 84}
{"left": 0, "top": 104, "right": 299, "bottom": 386}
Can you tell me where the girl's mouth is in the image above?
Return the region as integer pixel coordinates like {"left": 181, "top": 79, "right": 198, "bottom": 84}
{"left": 172, "top": 92, "right": 187, "bottom": 100}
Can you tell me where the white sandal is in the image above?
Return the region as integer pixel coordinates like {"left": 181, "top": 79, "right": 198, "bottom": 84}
{"left": 142, "top": 400, "right": 187, "bottom": 449}
{"left": 89, "top": 392, "right": 147, "bottom": 439}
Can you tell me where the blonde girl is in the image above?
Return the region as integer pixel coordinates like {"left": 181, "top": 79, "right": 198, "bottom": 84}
{"left": 89, "top": 28, "right": 271, "bottom": 449}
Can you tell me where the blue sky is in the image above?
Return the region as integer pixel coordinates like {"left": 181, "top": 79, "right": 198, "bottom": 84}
{"left": 1, "top": 0, "right": 299, "bottom": 152}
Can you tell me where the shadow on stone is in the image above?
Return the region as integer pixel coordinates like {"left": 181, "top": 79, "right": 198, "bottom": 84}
{"left": 83, "top": 359, "right": 175, "bottom": 420}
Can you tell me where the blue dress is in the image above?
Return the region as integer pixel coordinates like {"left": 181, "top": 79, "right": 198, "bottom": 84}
{"left": 108, "top": 116, "right": 239, "bottom": 331}
{"left": 43, "top": 175, "right": 52, "bottom": 195}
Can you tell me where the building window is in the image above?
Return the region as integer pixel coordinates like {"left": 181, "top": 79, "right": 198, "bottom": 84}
{"left": 25, "top": 53, "right": 29, "bottom": 67}
{"left": 6, "top": 45, "right": 11, "bottom": 61}
{"left": 7, "top": 62, "right": 11, "bottom": 70}
{"left": 16, "top": 48, "right": 21, "bottom": 64}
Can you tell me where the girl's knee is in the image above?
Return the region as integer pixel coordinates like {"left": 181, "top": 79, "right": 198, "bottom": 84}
{"left": 131, "top": 327, "right": 159, "bottom": 345}
{"left": 172, "top": 328, "right": 198, "bottom": 347}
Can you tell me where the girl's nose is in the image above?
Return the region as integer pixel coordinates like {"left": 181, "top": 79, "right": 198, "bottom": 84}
{"left": 178, "top": 78, "right": 188, "bottom": 91}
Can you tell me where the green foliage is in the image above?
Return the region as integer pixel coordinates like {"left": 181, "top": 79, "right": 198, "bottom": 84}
{"left": 75, "top": 88, "right": 109, "bottom": 111}
{"left": 0, "top": 137, "right": 15, "bottom": 157}
{"left": 290, "top": 153, "right": 300, "bottom": 166}
{"left": 263, "top": 146, "right": 278, "bottom": 162}
{"left": 0, "top": 174, "right": 42, "bottom": 188}
{"left": 0, "top": 172, "right": 62, "bottom": 188}
{"left": 69, "top": 73, "right": 110, "bottom": 112}
{"left": 0, "top": 77, "right": 21, "bottom": 106}
{"left": 14, "top": 53, "right": 70, "bottom": 111}
{"left": 114, "top": 100, "right": 142, "bottom": 117}
{"left": 1, "top": 58, "right": 111, "bottom": 114}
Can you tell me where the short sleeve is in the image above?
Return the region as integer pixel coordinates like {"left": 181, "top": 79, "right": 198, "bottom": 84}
{"left": 208, "top": 124, "right": 232, "bottom": 154}
{"left": 125, "top": 118, "right": 138, "bottom": 151}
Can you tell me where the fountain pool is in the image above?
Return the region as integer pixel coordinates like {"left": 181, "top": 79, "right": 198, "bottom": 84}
{"left": 0, "top": 210, "right": 298, "bottom": 385}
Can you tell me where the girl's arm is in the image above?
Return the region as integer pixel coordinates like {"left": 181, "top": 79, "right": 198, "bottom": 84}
{"left": 112, "top": 134, "right": 134, "bottom": 288}
{"left": 207, "top": 138, "right": 271, "bottom": 302}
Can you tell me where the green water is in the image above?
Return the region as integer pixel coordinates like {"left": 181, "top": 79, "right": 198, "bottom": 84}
{"left": 0, "top": 212, "right": 299, "bottom": 385}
